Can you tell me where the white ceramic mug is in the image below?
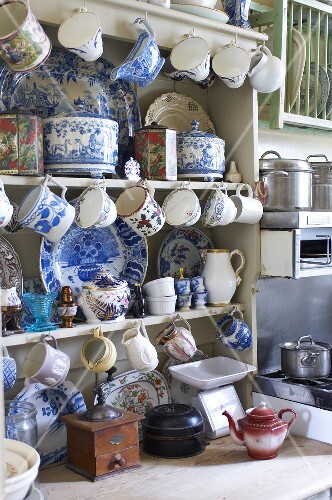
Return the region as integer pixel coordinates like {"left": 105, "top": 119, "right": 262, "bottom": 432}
{"left": 58, "top": 6, "right": 103, "bottom": 62}
{"left": 75, "top": 181, "right": 117, "bottom": 228}
{"left": 23, "top": 334, "right": 70, "bottom": 387}
{"left": 116, "top": 180, "right": 165, "bottom": 237}
{"left": 122, "top": 321, "right": 158, "bottom": 373}
{"left": 17, "top": 175, "right": 75, "bottom": 242}
{"left": 162, "top": 181, "right": 201, "bottom": 227}
{"left": 230, "top": 183, "right": 263, "bottom": 224}
{"left": 202, "top": 185, "right": 237, "bottom": 226}
{"left": 0, "top": 179, "right": 13, "bottom": 228}
{"left": 212, "top": 43, "right": 251, "bottom": 88}
{"left": 248, "top": 45, "right": 285, "bottom": 93}
{"left": 170, "top": 31, "right": 210, "bottom": 82}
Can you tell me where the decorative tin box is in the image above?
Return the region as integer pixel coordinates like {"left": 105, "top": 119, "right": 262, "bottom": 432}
{"left": 135, "top": 122, "right": 177, "bottom": 180}
{"left": 0, "top": 110, "right": 44, "bottom": 176}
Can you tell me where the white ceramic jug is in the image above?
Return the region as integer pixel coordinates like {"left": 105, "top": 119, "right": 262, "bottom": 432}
{"left": 201, "top": 249, "right": 245, "bottom": 305}
{"left": 122, "top": 321, "right": 158, "bottom": 373}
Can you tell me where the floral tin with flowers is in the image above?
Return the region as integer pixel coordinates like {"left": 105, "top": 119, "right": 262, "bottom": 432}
{"left": 135, "top": 122, "right": 177, "bottom": 180}
{"left": 0, "top": 110, "right": 44, "bottom": 175}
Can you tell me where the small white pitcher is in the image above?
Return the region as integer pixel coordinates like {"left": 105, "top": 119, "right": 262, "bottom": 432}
{"left": 122, "top": 321, "right": 158, "bottom": 373}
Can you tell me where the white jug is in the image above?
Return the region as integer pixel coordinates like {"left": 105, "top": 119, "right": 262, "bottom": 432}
{"left": 122, "top": 321, "right": 158, "bottom": 373}
{"left": 201, "top": 249, "right": 245, "bottom": 305}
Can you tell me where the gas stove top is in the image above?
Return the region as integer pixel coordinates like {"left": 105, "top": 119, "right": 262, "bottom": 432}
{"left": 254, "top": 372, "right": 332, "bottom": 410}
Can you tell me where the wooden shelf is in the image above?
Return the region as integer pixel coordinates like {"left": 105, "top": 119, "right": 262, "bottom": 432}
{"left": 1, "top": 303, "right": 244, "bottom": 346}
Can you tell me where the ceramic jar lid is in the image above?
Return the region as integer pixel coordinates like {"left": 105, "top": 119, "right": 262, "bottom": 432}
{"left": 82, "top": 270, "right": 128, "bottom": 291}
{"left": 178, "top": 120, "right": 225, "bottom": 143}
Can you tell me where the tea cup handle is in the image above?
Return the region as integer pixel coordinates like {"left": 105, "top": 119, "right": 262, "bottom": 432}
{"left": 140, "top": 320, "right": 150, "bottom": 341}
{"left": 236, "top": 183, "right": 253, "bottom": 198}
{"left": 135, "top": 17, "right": 155, "bottom": 40}
{"left": 138, "top": 179, "right": 155, "bottom": 197}
{"left": 229, "top": 249, "right": 246, "bottom": 286}
{"left": 41, "top": 333, "right": 59, "bottom": 350}
{"left": 42, "top": 174, "right": 68, "bottom": 201}
{"left": 229, "top": 306, "right": 244, "bottom": 321}
{"left": 2, "top": 344, "right": 10, "bottom": 358}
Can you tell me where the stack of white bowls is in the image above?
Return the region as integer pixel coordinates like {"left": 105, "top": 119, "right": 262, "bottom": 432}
{"left": 143, "top": 277, "right": 176, "bottom": 315}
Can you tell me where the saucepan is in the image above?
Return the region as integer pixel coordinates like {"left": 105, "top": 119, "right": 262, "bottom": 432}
{"left": 280, "top": 335, "right": 331, "bottom": 379}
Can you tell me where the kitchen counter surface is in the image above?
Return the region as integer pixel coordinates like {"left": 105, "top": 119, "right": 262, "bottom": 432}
{"left": 39, "top": 434, "right": 332, "bottom": 500}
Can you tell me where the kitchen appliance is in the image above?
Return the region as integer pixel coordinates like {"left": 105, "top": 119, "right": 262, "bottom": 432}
{"left": 169, "top": 356, "right": 256, "bottom": 439}
{"left": 260, "top": 211, "right": 332, "bottom": 278}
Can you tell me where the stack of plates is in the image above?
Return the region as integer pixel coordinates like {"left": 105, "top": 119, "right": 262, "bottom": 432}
{"left": 170, "top": 4, "right": 229, "bottom": 23}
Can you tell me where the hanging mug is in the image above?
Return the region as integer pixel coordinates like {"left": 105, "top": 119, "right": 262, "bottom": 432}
{"left": 122, "top": 321, "right": 158, "bottom": 373}
{"left": 216, "top": 307, "right": 252, "bottom": 351}
{"left": 81, "top": 326, "right": 117, "bottom": 372}
{"left": 2, "top": 345, "right": 17, "bottom": 392}
{"left": 154, "top": 314, "right": 196, "bottom": 362}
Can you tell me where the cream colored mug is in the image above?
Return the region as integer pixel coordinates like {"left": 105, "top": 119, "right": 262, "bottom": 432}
{"left": 81, "top": 326, "right": 117, "bottom": 372}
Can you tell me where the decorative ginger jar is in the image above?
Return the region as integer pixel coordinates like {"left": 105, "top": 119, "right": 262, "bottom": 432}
{"left": 77, "top": 270, "right": 130, "bottom": 322}
{"left": 177, "top": 120, "right": 225, "bottom": 181}
{"left": 43, "top": 100, "right": 118, "bottom": 177}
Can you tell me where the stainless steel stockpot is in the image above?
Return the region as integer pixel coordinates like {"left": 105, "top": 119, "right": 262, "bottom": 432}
{"left": 307, "top": 155, "right": 332, "bottom": 210}
{"left": 258, "top": 150, "right": 313, "bottom": 211}
{"left": 280, "top": 335, "right": 331, "bottom": 379}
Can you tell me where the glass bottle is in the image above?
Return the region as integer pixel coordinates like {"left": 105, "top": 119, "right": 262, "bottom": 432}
{"left": 132, "top": 283, "right": 146, "bottom": 318}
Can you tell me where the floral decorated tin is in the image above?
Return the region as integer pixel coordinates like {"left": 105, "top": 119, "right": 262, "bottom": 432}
{"left": 135, "top": 122, "right": 177, "bottom": 180}
{"left": 0, "top": 110, "right": 44, "bottom": 175}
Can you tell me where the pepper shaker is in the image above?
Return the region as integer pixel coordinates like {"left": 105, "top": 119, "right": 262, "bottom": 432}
{"left": 57, "top": 286, "right": 77, "bottom": 328}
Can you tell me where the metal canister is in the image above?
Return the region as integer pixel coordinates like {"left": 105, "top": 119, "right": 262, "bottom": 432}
{"left": 0, "top": 109, "right": 44, "bottom": 175}
{"left": 307, "top": 155, "right": 332, "bottom": 210}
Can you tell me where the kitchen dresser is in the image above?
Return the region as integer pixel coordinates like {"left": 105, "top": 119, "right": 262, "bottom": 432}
{"left": 0, "top": 0, "right": 268, "bottom": 412}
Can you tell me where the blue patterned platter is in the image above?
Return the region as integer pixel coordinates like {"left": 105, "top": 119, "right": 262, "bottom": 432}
{"left": 40, "top": 206, "right": 148, "bottom": 295}
{"left": 0, "top": 47, "right": 141, "bottom": 172}
{"left": 158, "top": 227, "right": 213, "bottom": 279}
{"left": 14, "top": 381, "right": 86, "bottom": 467}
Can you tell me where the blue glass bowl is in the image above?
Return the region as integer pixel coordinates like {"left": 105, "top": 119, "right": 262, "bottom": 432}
{"left": 22, "top": 292, "right": 57, "bottom": 332}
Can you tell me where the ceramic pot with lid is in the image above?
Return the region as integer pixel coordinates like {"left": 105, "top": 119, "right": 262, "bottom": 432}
{"left": 43, "top": 100, "right": 118, "bottom": 177}
{"left": 177, "top": 120, "right": 225, "bottom": 181}
{"left": 142, "top": 403, "right": 208, "bottom": 458}
{"left": 307, "top": 155, "right": 332, "bottom": 210}
{"left": 258, "top": 150, "right": 312, "bottom": 211}
{"left": 280, "top": 335, "right": 331, "bottom": 379}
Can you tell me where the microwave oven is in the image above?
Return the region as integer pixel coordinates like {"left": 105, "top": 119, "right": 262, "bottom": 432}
{"left": 260, "top": 212, "right": 332, "bottom": 279}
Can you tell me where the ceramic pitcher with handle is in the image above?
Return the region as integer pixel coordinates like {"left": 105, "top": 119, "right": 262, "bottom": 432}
{"left": 201, "top": 249, "right": 245, "bottom": 305}
{"left": 154, "top": 314, "right": 196, "bottom": 362}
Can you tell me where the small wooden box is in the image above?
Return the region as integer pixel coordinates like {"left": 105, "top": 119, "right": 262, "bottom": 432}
{"left": 62, "top": 410, "right": 144, "bottom": 481}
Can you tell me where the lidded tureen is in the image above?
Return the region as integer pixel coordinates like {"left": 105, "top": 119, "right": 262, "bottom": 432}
{"left": 176, "top": 120, "right": 225, "bottom": 181}
{"left": 77, "top": 270, "right": 130, "bottom": 323}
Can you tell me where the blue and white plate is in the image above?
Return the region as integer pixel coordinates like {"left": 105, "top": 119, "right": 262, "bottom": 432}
{"left": 158, "top": 227, "right": 213, "bottom": 279}
{"left": 15, "top": 381, "right": 86, "bottom": 467}
{"left": 0, "top": 47, "right": 141, "bottom": 170}
{"left": 40, "top": 213, "right": 148, "bottom": 296}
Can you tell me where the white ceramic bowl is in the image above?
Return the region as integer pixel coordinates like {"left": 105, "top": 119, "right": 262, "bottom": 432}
{"left": 5, "top": 438, "right": 40, "bottom": 500}
{"left": 143, "top": 277, "right": 175, "bottom": 297}
{"left": 171, "top": 0, "right": 217, "bottom": 8}
{"left": 146, "top": 295, "right": 177, "bottom": 315}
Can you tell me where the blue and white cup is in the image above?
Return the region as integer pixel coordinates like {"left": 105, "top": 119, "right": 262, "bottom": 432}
{"left": 191, "top": 276, "right": 205, "bottom": 292}
{"left": 212, "top": 43, "right": 251, "bottom": 89}
{"left": 170, "top": 31, "right": 210, "bottom": 83}
{"left": 176, "top": 293, "right": 192, "bottom": 312}
{"left": 193, "top": 290, "right": 208, "bottom": 309}
{"left": 174, "top": 278, "right": 191, "bottom": 295}
{"left": 216, "top": 308, "right": 252, "bottom": 351}
{"left": 58, "top": 6, "right": 103, "bottom": 62}
{"left": 2, "top": 345, "right": 16, "bottom": 392}
{"left": 17, "top": 174, "right": 75, "bottom": 242}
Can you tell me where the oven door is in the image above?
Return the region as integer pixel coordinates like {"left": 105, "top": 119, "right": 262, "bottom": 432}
{"left": 261, "top": 228, "right": 332, "bottom": 279}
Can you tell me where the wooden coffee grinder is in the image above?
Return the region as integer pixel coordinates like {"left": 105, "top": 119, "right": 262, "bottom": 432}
{"left": 62, "top": 382, "right": 144, "bottom": 481}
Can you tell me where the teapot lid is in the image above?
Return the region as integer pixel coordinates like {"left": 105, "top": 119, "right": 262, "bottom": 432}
{"left": 247, "top": 401, "right": 276, "bottom": 420}
{"left": 82, "top": 269, "right": 128, "bottom": 291}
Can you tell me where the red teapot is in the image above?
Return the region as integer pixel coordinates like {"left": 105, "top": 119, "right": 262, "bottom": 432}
{"left": 223, "top": 401, "right": 296, "bottom": 460}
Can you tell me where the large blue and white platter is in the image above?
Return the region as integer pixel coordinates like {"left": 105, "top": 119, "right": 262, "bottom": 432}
{"left": 0, "top": 47, "right": 141, "bottom": 171}
{"left": 40, "top": 215, "right": 148, "bottom": 295}
{"left": 158, "top": 227, "right": 213, "bottom": 279}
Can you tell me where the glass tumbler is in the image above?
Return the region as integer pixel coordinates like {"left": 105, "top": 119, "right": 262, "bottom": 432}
{"left": 23, "top": 292, "right": 57, "bottom": 332}
{"left": 4, "top": 401, "right": 37, "bottom": 448}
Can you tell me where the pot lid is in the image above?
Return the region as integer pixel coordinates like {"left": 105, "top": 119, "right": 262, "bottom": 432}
{"left": 280, "top": 335, "right": 331, "bottom": 351}
{"left": 82, "top": 269, "right": 128, "bottom": 291}
{"left": 307, "top": 155, "right": 332, "bottom": 169}
{"left": 178, "top": 120, "right": 224, "bottom": 143}
{"left": 259, "top": 150, "right": 312, "bottom": 172}
{"left": 143, "top": 403, "right": 204, "bottom": 430}
{"left": 247, "top": 401, "right": 276, "bottom": 420}
{"left": 137, "top": 121, "right": 175, "bottom": 131}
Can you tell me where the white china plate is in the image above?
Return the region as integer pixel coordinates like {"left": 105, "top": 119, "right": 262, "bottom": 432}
{"left": 264, "top": 26, "right": 306, "bottom": 109}
{"left": 0, "top": 235, "right": 23, "bottom": 297}
{"left": 322, "top": 67, "right": 332, "bottom": 118}
{"left": 14, "top": 381, "right": 86, "bottom": 467}
{"left": 40, "top": 201, "right": 148, "bottom": 296}
{"left": 169, "top": 356, "right": 257, "bottom": 390}
{"left": 300, "top": 63, "right": 330, "bottom": 115}
{"left": 170, "top": 4, "right": 229, "bottom": 23}
{"left": 145, "top": 92, "right": 216, "bottom": 133}
{"left": 158, "top": 227, "right": 213, "bottom": 278}
{"left": 0, "top": 47, "right": 141, "bottom": 170}
{"left": 162, "top": 349, "right": 209, "bottom": 404}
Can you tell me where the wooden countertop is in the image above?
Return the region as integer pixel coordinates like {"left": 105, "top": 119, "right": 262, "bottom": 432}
{"left": 39, "top": 435, "right": 332, "bottom": 500}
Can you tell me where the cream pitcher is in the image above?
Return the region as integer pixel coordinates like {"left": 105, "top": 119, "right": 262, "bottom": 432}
{"left": 201, "top": 249, "right": 245, "bottom": 305}
{"left": 122, "top": 320, "right": 158, "bottom": 373}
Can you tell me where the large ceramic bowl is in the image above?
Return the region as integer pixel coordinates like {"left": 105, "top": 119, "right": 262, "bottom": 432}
{"left": 4, "top": 438, "right": 40, "bottom": 500}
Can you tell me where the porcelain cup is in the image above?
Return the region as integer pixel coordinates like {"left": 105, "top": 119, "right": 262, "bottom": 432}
{"left": 192, "top": 290, "right": 208, "bottom": 309}
{"left": 2, "top": 345, "right": 16, "bottom": 392}
{"left": 0, "top": 179, "right": 13, "bottom": 228}
{"left": 116, "top": 180, "right": 165, "bottom": 237}
{"left": 58, "top": 6, "right": 103, "bottom": 62}
{"left": 202, "top": 185, "right": 237, "bottom": 227}
{"left": 248, "top": 46, "right": 285, "bottom": 93}
{"left": 0, "top": 0, "right": 51, "bottom": 72}
{"left": 110, "top": 18, "right": 165, "bottom": 87}
{"left": 216, "top": 308, "right": 252, "bottom": 351}
{"left": 23, "top": 334, "right": 70, "bottom": 387}
{"left": 122, "top": 321, "right": 158, "bottom": 373}
{"left": 163, "top": 55, "right": 186, "bottom": 81}
{"left": 155, "top": 314, "right": 196, "bottom": 362}
{"left": 230, "top": 183, "right": 263, "bottom": 224}
{"left": 174, "top": 278, "right": 191, "bottom": 295}
{"left": 81, "top": 326, "right": 117, "bottom": 373}
{"left": 17, "top": 174, "right": 75, "bottom": 242}
{"left": 0, "top": 287, "right": 21, "bottom": 307}
{"left": 162, "top": 181, "right": 201, "bottom": 227}
{"left": 75, "top": 181, "right": 117, "bottom": 228}
{"left": 190, "top": 276, "right": 205, "bottom": 292}
{"left": 212, "top": 44, "right": 251, "bottom": 88}
{"left": 176, "top": 292, "right": 192, "bottom": 312}
{"left": 170, "top": 31, "right": 210, "bottom": 82}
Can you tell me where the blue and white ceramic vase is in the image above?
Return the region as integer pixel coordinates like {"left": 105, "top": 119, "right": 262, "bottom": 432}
{"left": 223, "top": 0, "right": 251, "bottom": 29}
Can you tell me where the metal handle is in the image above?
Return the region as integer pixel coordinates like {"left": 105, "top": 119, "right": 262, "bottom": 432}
{"left": 263, "top": 170, "right": 289, "bottom": 177}
{"left": 300, "top": 235, "right": 332, "bottom": 266}
{"left": 260, "top": 150, "right": 282, "bottom": 159}
{"left": 296, "top": 335, "right": 313, "bottom": 348}
{"left": 306, "top": 154, "right": 329, "bottom": 163}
